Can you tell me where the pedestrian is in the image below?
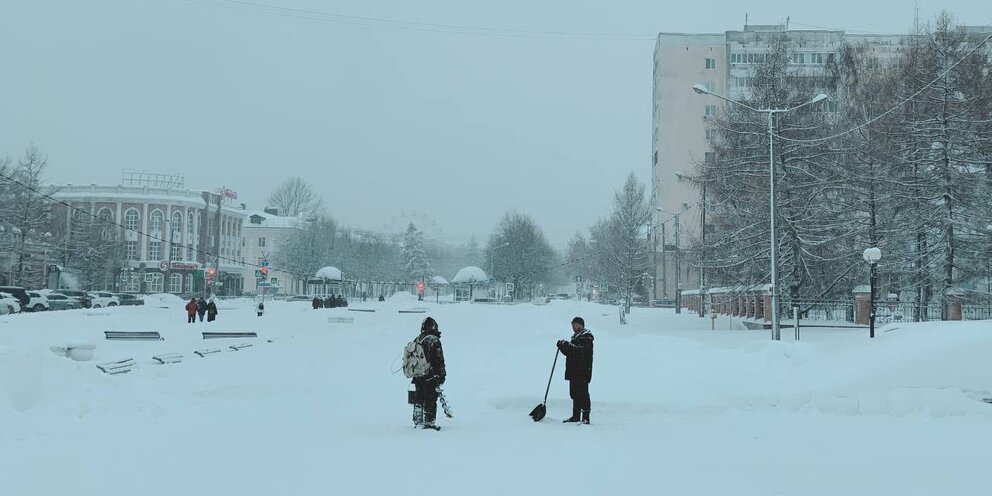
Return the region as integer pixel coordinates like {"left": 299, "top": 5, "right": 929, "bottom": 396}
{"left": 196, "top": 297, "right": 207, "bottom": 322}
{"left": 362, "top": 291, "right": 367, "bottom": 302}
{"left": 206, "top": 297, "right": 218, "bottom": 322}
{"left": 185, "top": 297, "right": 198, "bottom": 323}
{"left": 312, "top": 296, "right": 321, "bottom": 310}
{"left": 256, "top": 300, "right": 264, "bottom": 317}
{"left": 408, "top": 317, "right": 446, "bottom": 430}
{"left": 556, "top": 316, "right": 594, "bottom": 424}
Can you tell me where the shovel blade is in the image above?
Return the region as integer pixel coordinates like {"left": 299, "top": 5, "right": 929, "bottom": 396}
{"left": 529, "top": 403, "right": 547, "bottom": 422}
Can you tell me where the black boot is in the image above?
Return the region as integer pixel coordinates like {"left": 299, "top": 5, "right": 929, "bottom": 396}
{"left": 563, "top": 406, "right": 581, "bottom": 423}
{"left": 581, "top": 410, "right": 590, "bottom": 425}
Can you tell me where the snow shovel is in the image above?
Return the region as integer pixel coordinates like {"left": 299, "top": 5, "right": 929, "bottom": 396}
{"left": 529, "top": 348, "right": 560, "bottom": 421}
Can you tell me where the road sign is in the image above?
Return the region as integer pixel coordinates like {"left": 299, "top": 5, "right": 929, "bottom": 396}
{"left": 255, "top": 270, "right": 263, "bottom": 278}
{"left": 270, "top": 277, "right": 278, "bottom": 284}
{"left": 159, "top": 261, "right": 169, "bottom": 271}
{"left": 506, "top": 282, "right": 515, "bottom": 293}
{"left": 143, "top": 273, "right": 155, "bottom": 283}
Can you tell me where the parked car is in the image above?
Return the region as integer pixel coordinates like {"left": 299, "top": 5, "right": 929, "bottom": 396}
{"left": 288, "top": 295, "right": 312, "bottom": 302}
{"left": 45, "top": 293, "right": 84, "bottom": 311}
{"left": 0, "top": 292, "right": 23, "bottom": 314}
{"left": 114, "top": 293, "right": 145, "bottom": 306}
{"left": 0, "top": 286, "right": 30, "bottom": 309}
{"left": 88, "top": 292, "right": 120, "bottom": 308}
{"left": 26, "top": 291, "right": 50, "bottom": 312}
{"left": 52, "top": 289, "right": 92, "bottom": 308}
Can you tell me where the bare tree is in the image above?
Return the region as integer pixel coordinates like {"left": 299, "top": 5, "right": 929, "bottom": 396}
{"left": 267, "top": 176, "right": 325, "bottom": 217}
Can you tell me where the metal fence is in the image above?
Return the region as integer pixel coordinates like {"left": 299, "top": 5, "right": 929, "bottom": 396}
{"left": 781, "top": 300, "right": 854, "bottom": 323}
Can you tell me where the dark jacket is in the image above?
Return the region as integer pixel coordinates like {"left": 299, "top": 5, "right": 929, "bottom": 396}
{"left": 196, "top": 299, "right": 207, "bottom": 315}
{"left": 413, "top": 329, "right": 446, "bottom": 384}
{"left": 557, "top": 329, "right": 594, "bottom": 383}
{"left": 206, "top": 300, "right": 218, "bottom": 320}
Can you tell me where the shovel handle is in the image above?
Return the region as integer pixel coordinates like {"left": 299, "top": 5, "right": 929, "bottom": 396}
{"left": 542, "top": 348, "right": 560, "bottom": 404}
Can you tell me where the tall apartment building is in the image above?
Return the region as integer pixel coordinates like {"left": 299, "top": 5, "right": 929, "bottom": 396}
{"left": 651, "top": 24, "right": 909, "bottom": 301}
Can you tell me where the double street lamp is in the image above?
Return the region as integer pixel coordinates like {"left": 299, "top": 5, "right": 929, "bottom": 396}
{"left": 691, "top": 84, "right": 827, "bottom": 340}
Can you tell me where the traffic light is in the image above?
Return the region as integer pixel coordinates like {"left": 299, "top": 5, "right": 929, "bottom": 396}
{"left": 260, "top": 266, "right": 269, "bottom": 279}
{"left": 206, "top": 267, "right": 217, "bottom": 278}
{"left": 415, "top": 281, "right": 426, "bottom": 295}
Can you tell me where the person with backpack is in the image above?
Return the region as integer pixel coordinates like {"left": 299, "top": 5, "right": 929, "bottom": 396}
{"left": 256, "top": 300, "right": 264, "bottom": 317}
{"left": 403, "top": 316, "right": 446, "bottom": 430}
{"left": 185, "top": 297, "right": 198, "bottom": 323}
{"left": 556, "top": 316, "right": 594, "bottom": 424}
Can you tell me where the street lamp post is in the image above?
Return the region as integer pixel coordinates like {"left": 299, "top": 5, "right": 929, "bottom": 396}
{"left": 692, "top": 84, "right": 827, "bottom": 341}
{"left": 863, "top": 247, "right": 882, "bottom": 339}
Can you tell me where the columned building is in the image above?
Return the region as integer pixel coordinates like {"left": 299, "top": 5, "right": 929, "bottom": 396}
{"left": 51, "top": 178, "right": 247, "bottom": 295}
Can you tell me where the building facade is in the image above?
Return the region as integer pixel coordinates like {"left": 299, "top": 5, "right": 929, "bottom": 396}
{"left": 241, "top": 209, "right": 306, "bottom": 295}
{"left": 51, "top": 183, "right": 247, "bottom": 295}
{"left": 651, "top": 25, "right": 910, "bottom": 302}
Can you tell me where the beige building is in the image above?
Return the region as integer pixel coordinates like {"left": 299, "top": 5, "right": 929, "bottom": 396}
{"left": 651, "top": 25, "right": 910, "bottom": 302}
{"left": 241, "top": 209, "right": 307, "bottom": 296}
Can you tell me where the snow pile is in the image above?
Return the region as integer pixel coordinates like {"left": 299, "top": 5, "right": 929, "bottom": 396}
{"left": 143, "top": 293, "right": 187, "bottom": 308}
{"left": 314, "top": 266, "right": 342, "bottom": 280}
{"left": 451, "top": 266, "right": 487, "bottom": 283}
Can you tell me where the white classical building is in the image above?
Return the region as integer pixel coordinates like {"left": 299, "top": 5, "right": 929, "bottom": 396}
{"left": 241, "top": 209, "right": 307, "bottom": 295}
{"left": 51, "top": 176, "right": 247, "bottom": 295}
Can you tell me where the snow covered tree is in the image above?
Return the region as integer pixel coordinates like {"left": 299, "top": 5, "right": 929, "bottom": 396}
{"left": 589, "top": 173, "right": 652, "bottom": 311}
{"left": 0, "top": 146, "right": 56, "bottom": 287}
{"left": 274, "top": 215, "right": 337, "bottom": 280}
{"left": 401, "top": 222, "right": 433, "bottom": 283}
{"left": 486, "top": 211, "right": 557, "bottom": 299}
{"left": 267, "top": 176, "right": 324, "bottom": 218}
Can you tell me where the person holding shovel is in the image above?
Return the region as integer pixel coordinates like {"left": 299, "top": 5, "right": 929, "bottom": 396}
{"left": 556, "top": 316, "right": 594, "bottom": 424}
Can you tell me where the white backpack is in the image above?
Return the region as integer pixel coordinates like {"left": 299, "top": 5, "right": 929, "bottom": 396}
{"left": 402, "top": 338, "right": 431, "bottom": 378}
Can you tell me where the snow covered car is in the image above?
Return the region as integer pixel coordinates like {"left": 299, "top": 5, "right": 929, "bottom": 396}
{"left": 114, "top": 293, "right": 144, "bottom": 306}
{"left": 44, "top": 293, "right": 84, "bottom": 311}
{"left": 26, "top": 291, "right": 51, "bottom": 312}
{"left": 88, "top": 292, "right": 120, "bottom": 308}
{"left": 0, "top": 292, "right": 22, "bottom": 314}
{"left": 52, "top": 289, "right": 92, "bottom": 308}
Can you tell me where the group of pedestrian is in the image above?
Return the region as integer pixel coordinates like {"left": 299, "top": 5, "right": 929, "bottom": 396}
{"left": 403, "top": 315, "right": 593, "bottom": 430}
{"left": 311, "top": 295, "right": 348, "bottom": 309}
{"left": 185, "top": 296, "right": 218, "bottom": 323}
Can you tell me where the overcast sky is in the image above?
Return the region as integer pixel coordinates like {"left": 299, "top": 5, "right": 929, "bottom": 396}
{"left": 1, "top": 0, "right": 989, "bottom": 248}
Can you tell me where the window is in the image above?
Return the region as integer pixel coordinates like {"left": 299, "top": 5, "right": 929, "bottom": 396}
{"left": 149, "top": 242, "right": 161, "bottom": 261}
{"left": 97, "top": 208, "right": 114, "bottom": 223}
{"left": 147, "top": 273, "right": 164, "bottom": 293}
{"left": 125, "top": 240, "right": 138, "bottom": 260}
{"left": 705, "top": 58, "right": 716, "bottom": 69}
{"left": 169, "top": 273, "right": 182, "bottom": 294}
{"left": 150, "top": 210, "right": 164, "bottom": 232}
{"left": 124, "top": 273, "right": 140, "bottom": 293}
{"left": 185, "top": 275, "right": 194, "bottom": 294}
{"left": 171, "top": 244, "right": 182, "bottom": 261}
{"left": 705, "top": 129, "right": 717, "bottom": 141}
{"left": 703, "top": 81, "right": 716, "bottom": 93}
{"left": 187, "top": 212, "right": 195, "bottom": 238}
{"left": 791, "top": 52, "right": 806, "bottom": 64}
{"left": 172, "top": 211, "right": 183, "bottom": 237}
{"left": 124, "top": 209, "right": 139, "bottom": 231}
{"left": 258, "top": 237, "right": 266, "bottom": 247}
{"left": 704, "top": 105, "right": 718, "bottom": 118}
{"left": 810, "top": 52, "right": 824, "bottom": 65}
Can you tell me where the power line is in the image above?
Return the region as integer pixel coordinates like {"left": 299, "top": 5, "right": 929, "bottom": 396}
{"left": 179, "top": 0, "right": 657, "bottom": 41}
{"left": 774, "top": 32, "right": 992, "bottom": 145}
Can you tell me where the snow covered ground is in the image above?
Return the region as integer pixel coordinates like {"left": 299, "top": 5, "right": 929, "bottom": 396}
{"left": 2, "top": 295, "right": 991, "bottom": 495}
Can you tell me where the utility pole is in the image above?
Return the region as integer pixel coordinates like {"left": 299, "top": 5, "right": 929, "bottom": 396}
{"left": 674, "top": 213, "right": 681, "bottom": 314}
{"left": 213, "top": 192, "right": 222, "bottom": 295}
{"left": 699, "top": 169, "right": 707, "bottom": 318}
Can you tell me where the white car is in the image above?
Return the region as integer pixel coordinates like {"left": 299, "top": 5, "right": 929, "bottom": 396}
{"left": 88, "top": 292, "right": 120, "bottom": 308}
{"left": 26, "top": 291, "right": 50, "bottom": 312}
{"left": 0, "top": 292, "right": 22, "bottom": 314}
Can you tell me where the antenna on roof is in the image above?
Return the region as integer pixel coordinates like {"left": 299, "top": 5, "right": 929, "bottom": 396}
{"left": 785, "top": 16, "right": 790, "bottom": 31}
{"left": 745, "top": 13, "right": 748, "bottom": 30}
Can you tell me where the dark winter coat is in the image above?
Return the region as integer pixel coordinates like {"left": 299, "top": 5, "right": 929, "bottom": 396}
{"left": 206, "top": 300, "right": 218, "bottom": 321}
{"left": 312, "top": 297, "right": 321, "bottom": 309}
{"left": 557, "top": 329, "right": 594, "bottom": 383}
{"left": 412, "top": 329, "right": 446, "bottom": 385}
{"left": 196, "top": 299, "right": 207, "bottom": 316}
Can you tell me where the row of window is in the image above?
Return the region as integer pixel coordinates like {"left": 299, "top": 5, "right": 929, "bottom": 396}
{"left": 121, "top": 272, "right": 193, "bottom": 294}
{"left": 729, "top": 52, "right": 835, "bottom": 65}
